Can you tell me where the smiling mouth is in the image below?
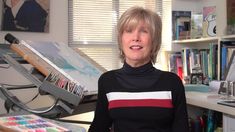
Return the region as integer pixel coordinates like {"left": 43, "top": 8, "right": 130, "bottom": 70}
{"left": 130, "top": 45, "right": 143, "bottom": 50}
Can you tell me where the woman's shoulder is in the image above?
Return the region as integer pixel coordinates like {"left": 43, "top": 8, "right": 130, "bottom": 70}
{"left": 156, "top": 69, "right": 178, "bottom": 76}
{"left": 157, "top": 69, "right": 182, "bottom": 81}
{"left": 99, "top": 69, "right": 118, "bottom": 80}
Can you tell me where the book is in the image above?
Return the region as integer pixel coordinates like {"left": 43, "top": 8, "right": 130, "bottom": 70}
{"left": 182, "top": 48, "right": 191, "bottom": 78}
{"left": 172, "top": 11, "right": 191, "bottom": 40}
{"left": 220, "top": 41, "right": 235, "bottom": 80}
{"left": 176, "top": 56, "right": 183, "bottom": 80}
{"left": 221, "top": 46, "right": 228, "bottom": 80}
{"left": 168, "top": 52, "right": 183, "bottom": 80}
{"left": 189, "top": 49, "right": 201, "bottom": 74}
{"left": 0, "top": 114, "right": 71, "bottom": 132}
{"left": 202, "top": 6, "right": 216, "bottom": 37}
{"left": 200, "top": 49, "right": 209, "bottom": 81}
{"left": 208, "top": 43, "right": 218, "bottom": 80}
{"left": 179, "top": 47, "right": 218, "bottom": 84}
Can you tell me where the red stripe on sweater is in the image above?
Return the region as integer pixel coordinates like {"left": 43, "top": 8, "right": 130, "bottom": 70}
{"left": 108, "top": 99, "right": 173, "bottom": 109}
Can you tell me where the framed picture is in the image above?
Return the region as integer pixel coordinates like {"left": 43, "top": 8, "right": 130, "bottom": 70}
{"left": 202, "top": 6, "right": 216, "bottom": 37}
{"left": 227, "top": 0, "right": 235, "bottom": 34}
{"left": 1, "top": 0, "right": 50, "bottom": 32}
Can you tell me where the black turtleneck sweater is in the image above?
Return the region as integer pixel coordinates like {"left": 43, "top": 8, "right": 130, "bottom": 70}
{"left": 89, "top": 62, "right": 189, "bottom": 132}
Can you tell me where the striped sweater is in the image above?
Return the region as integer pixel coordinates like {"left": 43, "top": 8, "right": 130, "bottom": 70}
{"left": 89, "top": 62, "right": 189, "bottom": 132}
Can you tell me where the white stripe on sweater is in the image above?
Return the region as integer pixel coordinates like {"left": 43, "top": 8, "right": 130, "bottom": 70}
{"left": 106, "top": 91, "right": 172, "bottom": 101}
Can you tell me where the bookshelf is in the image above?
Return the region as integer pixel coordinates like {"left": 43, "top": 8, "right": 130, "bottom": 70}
{"left": 170, "top": 0, "right": 233, "bottom": 81}
{"left": 171, "top": 0, "right": 235, "bottom": 131}
{"left": 221, "top": 34, "right": 235, "bottom": 40}
{"left": 171, "top": 37, "right": 220, "bottom": 82}
{"left": 172, "top": 37, "right": 219, "bottom": 44}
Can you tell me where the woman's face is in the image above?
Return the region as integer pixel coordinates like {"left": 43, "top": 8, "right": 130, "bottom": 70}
{"left": 121, "top": 21, "right": 152, "bottom": 67}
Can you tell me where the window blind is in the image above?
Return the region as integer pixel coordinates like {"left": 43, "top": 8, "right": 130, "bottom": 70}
{"left": 68, "top": 0, "right": 169, "bottom": 71}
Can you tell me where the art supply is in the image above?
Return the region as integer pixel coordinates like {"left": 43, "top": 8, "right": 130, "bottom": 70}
{"left": 19, "top": 40, "right": 106, "bottom": 94}
{"left": 209, "top": 80, "right": 221, "bottom": 90}
{"left": 45, "top": 72, "right": 84, "bottom": 97}
{"left": 0, "top": 114, "right": 71, "bottom": 132}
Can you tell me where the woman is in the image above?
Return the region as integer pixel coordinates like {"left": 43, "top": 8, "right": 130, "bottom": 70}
{"left": 89, "top": 6, "right": 189, "bottom": 132}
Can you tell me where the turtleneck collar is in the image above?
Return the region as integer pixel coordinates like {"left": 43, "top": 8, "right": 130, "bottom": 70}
{"left": 121, "top": 61, "right": 154, "bottom": 75}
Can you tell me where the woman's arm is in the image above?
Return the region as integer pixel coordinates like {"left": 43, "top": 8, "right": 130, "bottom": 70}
{"left": 172, "top": 75, "right": 190, "bottom": 132}
{"left": 88, "top": 75, "right": 113, "bottom": 132}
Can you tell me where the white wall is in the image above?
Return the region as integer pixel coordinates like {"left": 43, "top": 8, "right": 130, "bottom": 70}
{"left": 0, "top": 0, "right": 68, "bottom": 44}
{"left": 172, "top": 0, "right": 216, "bottom": 14}
{"left": 172, "top": 0, "right": 203, "bottom": 12}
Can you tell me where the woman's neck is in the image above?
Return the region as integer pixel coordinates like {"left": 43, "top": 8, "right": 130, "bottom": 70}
{"left": 11, "top": 0, "right": 20, "bottom": 7}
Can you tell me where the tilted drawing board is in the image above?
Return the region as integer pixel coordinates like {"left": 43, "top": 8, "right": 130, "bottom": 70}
{"left": 10, "top": 40, "right": 106, "bottom": 95}
{"left": 224, "top": 50, "right": 235, "bottom": 81}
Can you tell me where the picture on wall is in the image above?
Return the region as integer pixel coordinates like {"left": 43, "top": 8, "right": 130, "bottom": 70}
{"left": 202, "top": 6, "right": 216, "bottom": 37}
{"left": 1, "top": 0, "right": 50, "bottom": 32}
{"left": 227, "top": 0, "right": 235, "bottom": 35}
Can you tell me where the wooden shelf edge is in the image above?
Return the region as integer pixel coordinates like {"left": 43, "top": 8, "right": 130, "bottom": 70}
{"left": 172, "top": 37, "right": 219, "bottom": 44}
{"left": 221, "top": 34, "right": 235, "bottom": 39}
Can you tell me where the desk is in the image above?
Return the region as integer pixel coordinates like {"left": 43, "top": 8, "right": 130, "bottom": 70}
{"left": 0, "top": 112, "right": 86, "bottom": 132}
{"left": 186, "top": 91, "right": 235, "bottom": 132}
{"left": 186, "top": 91, "right": 235, "bottom": 116}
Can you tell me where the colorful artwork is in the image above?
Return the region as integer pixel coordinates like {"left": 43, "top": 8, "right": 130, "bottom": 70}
{"left": 21, "top": 40, "right": 105, "bottom": 94}
{"left": 172, "top": 11, "right": 191, "bottom": 40}
{"left": 202, "top": 6, "right": 216, "bottom": 37}
{"left": 0, "top": 114, "right": 70, "bottom": 131}
{"left": 190, "top": 12, "right": 203, "bottom": 39}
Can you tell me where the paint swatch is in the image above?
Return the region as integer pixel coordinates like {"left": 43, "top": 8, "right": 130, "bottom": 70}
{"left": 0, "top": 114, "right": 71, "bottom": 132}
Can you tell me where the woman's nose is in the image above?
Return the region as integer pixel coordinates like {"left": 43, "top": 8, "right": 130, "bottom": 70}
{"left": 132, "top": 31, "right": 140, "bottom": 42}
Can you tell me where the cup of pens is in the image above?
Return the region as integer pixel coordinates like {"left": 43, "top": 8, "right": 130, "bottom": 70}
{"left": 229, "top": 81, "right": 235, "bottom": 97}
{"left": 218, "top": 81, "right": 235, "bottom": 100}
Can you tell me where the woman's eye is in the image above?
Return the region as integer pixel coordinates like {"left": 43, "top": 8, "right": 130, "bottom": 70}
{"left": 141, "top": 29, "right": 148, "bottom": 33}
{"left": 125, "top": 29, "right": 132, "bottom": 33}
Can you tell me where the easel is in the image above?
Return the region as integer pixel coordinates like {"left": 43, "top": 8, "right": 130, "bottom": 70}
{"left": 0, "top": 34, "right": 103, "bottom": 124}
{"left": 1, "top": 45, "right": 82, "bottom": 117}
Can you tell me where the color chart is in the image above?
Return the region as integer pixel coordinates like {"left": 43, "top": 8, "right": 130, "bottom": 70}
{"left": 0, "top": 114, "right": 71, "bottom": 132}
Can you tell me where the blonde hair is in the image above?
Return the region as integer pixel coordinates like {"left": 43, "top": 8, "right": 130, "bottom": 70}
{"left": 117, "top": 6, "right": 162, "bottom": 64}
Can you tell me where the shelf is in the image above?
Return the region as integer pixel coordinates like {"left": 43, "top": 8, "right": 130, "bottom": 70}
{"left": 172, "top": 37, "right": 219, "bottom": 44}
{"left": 221, "top": 34, "right": 235, "bottom": 39}
{"left": 186, "top": 91, "right": 235, "bottom": 116}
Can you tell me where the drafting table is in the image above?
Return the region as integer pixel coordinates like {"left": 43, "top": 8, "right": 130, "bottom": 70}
{"left": 0, "top": 39, "right": 105, "bottom": 120}
{"left": 0, "top": 44, "right": 27, "bottom": 64}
